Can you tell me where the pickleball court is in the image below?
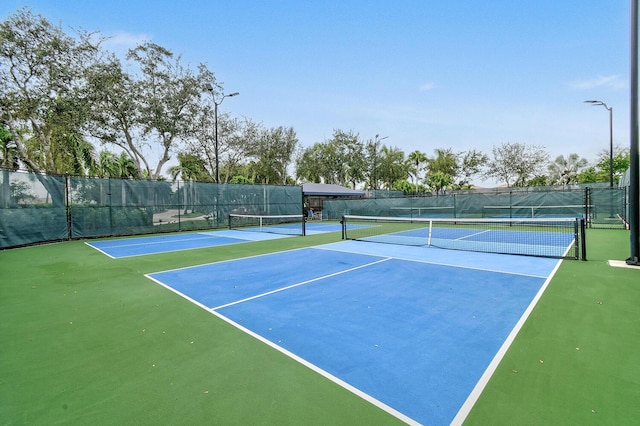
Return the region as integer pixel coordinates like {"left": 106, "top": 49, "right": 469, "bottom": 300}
{"left": 146, "top": 239, "right": 564, "bottom": 425}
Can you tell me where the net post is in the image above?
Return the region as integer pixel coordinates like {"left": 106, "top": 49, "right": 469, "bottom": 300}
{"left": 427, "top": 219, "right": 433, "bottom": 246}
{"left": 341, "top": 215, "right": 346, "bottom": 239}
{"left": 580, "top": 218, "right": 587, "bottom": 261}
{"left": 302, "top": 215, "right": 306, "bottom": 236}
{"left": 301, "top": 192, "right": 306, "bottom": 236}
{"left": 228, "top": 213, "right": 232, "bottom": 230}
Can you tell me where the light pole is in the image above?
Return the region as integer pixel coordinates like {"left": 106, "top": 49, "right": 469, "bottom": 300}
{"left": 628, "top": 0, "right": 639, "bottom": 265}
{"left": 584, "top": 100, "right": 614, "bottom": 188}
{"left": 204, "top": 84, "right": 239, "bottom": 183}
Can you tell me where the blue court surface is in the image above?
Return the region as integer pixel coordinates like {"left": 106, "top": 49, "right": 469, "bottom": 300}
{"left": 85, "top": 230, "right": 292, "bottom": 258}
{"left": 304, "top": 222, "right": 348, "bottom": 235}
{"left": 146, "top": 240, "right": 563, "bottom": 425}
{"left": 85, "top": 222, "right": 347, "bottom": 258}
{"left": 361, "top": 225, "right": 575, "bottom": 258}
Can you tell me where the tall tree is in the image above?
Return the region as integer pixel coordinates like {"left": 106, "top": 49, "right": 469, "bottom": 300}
{"left": 595, "top": 145, "right": 631, "bottom": 185}
{"left": 295, "top": 130, "right": 364, "bottom": 187}
{"left": 94, "top": 151, "right": 121, "bottom": 178}
{"left": 456, "top": 149, "right": 488, "bottom": 189}
{"left": 167, "top": 152, "right": 209, "bottom": 182}
{"left": 426, "top": 171, "right": 453, "bottom": 195}
{"left": 1, "top": 126, "right": 19, "bottom": 207}
{"left": 428, "top": 148, "right": 458, "bottom": 177}
{"left": 407, "top": 150, "right": 428, "bottom": 193}
{"left": 247, "top": 126, "right": 298, "bottom": 185}
{"left": 187, "top": 101, "right": 260, "bottom": 183}
{"left": 168, "top": 152, "right": 209, "bottom": 213}
{"left": 85, "top": 42, "right": 212, "bottom": 179}
{"left": 485, "top": 142, "right": 549, "bottom": 187}
{"left": 84, "top": 56, "right": 145, "bottom": 177}
{"left": 0, "top": 8, "right": 99, "bottom": 174}
{"left": 548, "top": 153, "right": 588, "bottom": 186}
{"left": 364, "top": 136, "right": 385, "bottom": 190}
{"left": 330, "top": 130, "right": 365, "bottom": 188}
{"left": 377, "top": 145, "right": 408, "bottom": 190}
{"left": 130, "top": 42, "right": 203, "bottom": 178}
{"left": 295, "top": 142, "right": 325, "bottom": 183}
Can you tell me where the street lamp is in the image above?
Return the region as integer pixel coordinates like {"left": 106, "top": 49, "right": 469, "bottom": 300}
{"left": 204, "top": 83, "right": 239, "bottom": 183}
{"left": 584, "top": 100, "right": 614, "bottom": 188}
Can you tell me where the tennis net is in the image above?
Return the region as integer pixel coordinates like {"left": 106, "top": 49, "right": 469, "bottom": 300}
{"left": 229, "top": 213, "right": 306, "bottom": 236}
{"left": 482, "top": 204, "right": 588, "bottom": 218}
{"left": 341, "top": 214, "right": 586, "bottom": 259}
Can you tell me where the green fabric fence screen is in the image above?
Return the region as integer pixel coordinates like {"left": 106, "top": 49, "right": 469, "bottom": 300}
{"left": 0, "top": 170, "right": 302, "bottom": 249}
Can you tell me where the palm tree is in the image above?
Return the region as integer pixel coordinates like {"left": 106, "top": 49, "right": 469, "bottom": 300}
{"left": 168, "top": 153, "right": 209, "bottom": 214}
{"left": 65, "top": 134, "right": 97, "bottom": 177}
{"left": 116, "top": 152, "right": 139, "bottom": 179}
{"left": 426, "top": 171, "right": 453, "bottom": 196}
{"left": 407, "top": 150, "right": 427, "bottom": 193}
{"left": 95, "top": 151, "right": 121, "bottom": 178}
{"left": 92, "top": 151, "right": 140, "bottom": 206}
{"left": 548, "top": 154, "right": 588, "bottom": 187}
{"left": 377, "top": 146, "right": 408, "bottom": 190}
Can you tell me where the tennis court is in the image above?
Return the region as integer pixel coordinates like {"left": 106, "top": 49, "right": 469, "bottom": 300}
{"left": 146, "top": 240, "right": 564, "bottom": 425}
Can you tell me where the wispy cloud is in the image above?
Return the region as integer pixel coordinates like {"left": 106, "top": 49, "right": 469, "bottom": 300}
{"left": 419, "top": 82, "right": 437, "bottom": 92}
{"left": 569, "top": 74, "right": 627, "bottom": 90}
{"left": 102, "top": 31, "right": 150, "bottom": 51}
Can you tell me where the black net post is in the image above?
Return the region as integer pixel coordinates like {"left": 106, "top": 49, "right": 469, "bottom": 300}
{"left": 302, "top": 215, "right": 306, "bottom": 236}
{"left": 580, "top": 218, "right": 587, "bottom": 261}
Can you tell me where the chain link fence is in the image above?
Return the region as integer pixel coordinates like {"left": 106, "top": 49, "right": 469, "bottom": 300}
{"left": 0, "top": 170, "right": 302, "bottom": 249}
{"left": 0, "top": 169, "right": 629, "bottom": 250}
{"left": 324, "top": 186, "right": 628, "bottom": 230}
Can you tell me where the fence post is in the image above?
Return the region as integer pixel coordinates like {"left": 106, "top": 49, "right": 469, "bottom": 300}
{"left": 65, "top": 174, "right": 72, "bottom": 241}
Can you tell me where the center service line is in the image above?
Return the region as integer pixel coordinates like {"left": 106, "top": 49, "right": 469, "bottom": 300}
{"left": 210, "top": 257, "right": 392, "bottom": 311}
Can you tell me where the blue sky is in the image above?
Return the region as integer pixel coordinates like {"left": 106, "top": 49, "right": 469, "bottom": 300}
{"left": 1, "top": 1, "right": 632, "bottom": 185}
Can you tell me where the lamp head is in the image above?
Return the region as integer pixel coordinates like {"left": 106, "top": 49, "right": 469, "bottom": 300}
{"left": 584, "top": 99, "right": 611, "bottom": 110}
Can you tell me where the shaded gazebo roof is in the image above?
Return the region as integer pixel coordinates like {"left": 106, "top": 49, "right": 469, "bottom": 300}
{"left": 301, "top": 183, "right": 365, "bottom": 197}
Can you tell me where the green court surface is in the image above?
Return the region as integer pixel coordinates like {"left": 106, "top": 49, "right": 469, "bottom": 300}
{"left": 1, "top": 228, "right": 639, "bottom": 425}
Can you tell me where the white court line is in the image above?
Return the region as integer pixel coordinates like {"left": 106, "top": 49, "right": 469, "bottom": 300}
{"left": 87, "top": 237, "right": 254, "bottom": 259}
{"left": 84, "top": 241, "right": 117, "bottom": 259}
{"left": 145, "top": 274, "right": 213, "bottom": 313}
{"left": 314, "top": 244, "right": 550, "bottom": 279}
{"left": 85, "top": 230, "right": 285, "bottom": 259}
{"left": 146, "top": 255, "right": 420, "bottom": 425}
{"left": 449, "top": 257, "right": 565, "bottom": 425}
{"left": 147, "top": 246, "right": 323, "bottom": 274}
{"left": 145, "top": 242, "right": 558, "bottom": 425}
{"left": 455, "top": 229, "right": 491, "bottom": 240}
{"left": 208, "top": 308, "right": 420, "bottom": 425}
{"left": 90, "top": 234, "right": 221, "bottom": 249}
{"left": 210, "top": 257, "right": 392, "bottom": 310}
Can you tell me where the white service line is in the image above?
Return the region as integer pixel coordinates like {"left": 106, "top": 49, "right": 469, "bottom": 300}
{"left": 210, "top": 257, "right": 392, "bottom": 311}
